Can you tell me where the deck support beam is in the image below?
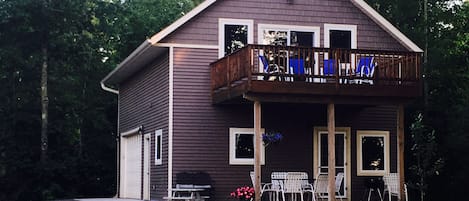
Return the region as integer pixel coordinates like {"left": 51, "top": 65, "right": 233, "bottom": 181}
{"left": 327, "top": 103, "right": 336, "bottom": 201}
{"left": 397, "top": 104, "right": 405, "bottom": 200}
{"left": 254, "top": 101, "right": 262, "bottom": 201}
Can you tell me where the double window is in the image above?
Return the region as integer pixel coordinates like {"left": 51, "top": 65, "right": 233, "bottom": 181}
{"left": 229, "top": 128, "right": 265, "bottom": 165}
{"left": 356, "top": 130, "right": 390, "bottom": 176}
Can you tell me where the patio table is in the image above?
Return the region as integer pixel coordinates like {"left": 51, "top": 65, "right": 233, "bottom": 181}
{"left": 163, "top": 188, "right": 205, "bottom": 201}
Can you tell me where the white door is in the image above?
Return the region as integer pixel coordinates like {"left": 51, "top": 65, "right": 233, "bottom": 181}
{"left": 120, "top": 134, "right": 142, "bottom": 199}
{"left": 143, "top": 135, "right": 151, "bottom": 200}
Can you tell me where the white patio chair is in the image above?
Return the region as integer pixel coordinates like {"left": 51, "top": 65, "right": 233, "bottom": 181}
{"left": 281, "top": 172, "right": 306, "bottom": 201}
{"left": 250, "top": 171, "right": 270, "bottom": 197}
{"left": 313, "top": 174, "right": 328, "bottom": 201}
{"left": 335, "top": 172, "right": 344, "bottom": 201}
{"left": 383, "top": 173, "right": 408, "bottom": 201}
{"left": 298, "top": 172, "right": 315, "bottom": 201}
{"left": 314, "top": 173, "right": 344, "bottom": 201}
{"left": 265, "top": 172, "right": 287, "bottom": 201}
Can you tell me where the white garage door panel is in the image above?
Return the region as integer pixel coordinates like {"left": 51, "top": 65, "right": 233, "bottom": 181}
{"left": 120, "top": 134, "right": 142, "bottom": 199}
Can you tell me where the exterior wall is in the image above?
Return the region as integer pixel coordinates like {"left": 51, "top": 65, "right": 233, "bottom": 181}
{"left": 119, "top": 51, "right": 170, "bottom": 200}
{"left": 161, "top": 0, "right": 407, "bottom": 51}
{"left": 172, "top": 46, "right": 398, "bottom": 200}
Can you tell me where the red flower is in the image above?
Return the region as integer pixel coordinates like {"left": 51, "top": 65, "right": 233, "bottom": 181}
{"left": 230, "top": 186, "right": 255, "bottom": 201}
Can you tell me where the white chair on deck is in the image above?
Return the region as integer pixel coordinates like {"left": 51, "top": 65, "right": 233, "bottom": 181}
{"left": 314, "top": 173, "right": 344, "bottom": 201}
{"left": 313, "top": 174, "right": 328, "bottom": 201}
{"left": 335, "top": 172, "right": 344, "bottom": 201}
{"left": 264, "top": 172, "right": 287, "bottom": 201}
{"left": 250, "top": 171, "right": 270, "bottom": 197}
{"left": 281, "top": 172, "right": 307, "bottom": 201}
{"left": 383, "top": 173, "right": 408, "bottom": 201}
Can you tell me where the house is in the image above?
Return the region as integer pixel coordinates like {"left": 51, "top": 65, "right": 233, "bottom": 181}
{"left": 100, "top": 0, "right": 422, "bottom": 200}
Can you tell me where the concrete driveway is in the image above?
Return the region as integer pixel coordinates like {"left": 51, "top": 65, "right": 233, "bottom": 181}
{"left": 58, "top": 199, "right": 143, "bottom": 201}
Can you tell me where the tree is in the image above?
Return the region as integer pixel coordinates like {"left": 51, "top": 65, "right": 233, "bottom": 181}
{"left": 0, "top": 0, "right": 197, "bottom": 200}
{"left": 409, "top": 113, "right": 444, "bottom": 201}
{"left": 366, "top": 1, "right": 469, "bottom": 201}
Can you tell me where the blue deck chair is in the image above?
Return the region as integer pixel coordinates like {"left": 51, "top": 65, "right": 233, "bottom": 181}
{"left": 324, "top": 59, "right": 335, "bottom": 76}
{"left": 289, "top": 58, "right": 305, "bottom": 75}
{"left": 259, "top": 55, "right": 270, "bottom": 73}
{"left": 289, "top": 58, "right": 306, "bottom": 81}
{"left": 355, "top": 57, "right": 376, "bottom": 84}
{"left": 259, "top": 55, "right": 283, "bottom": 81}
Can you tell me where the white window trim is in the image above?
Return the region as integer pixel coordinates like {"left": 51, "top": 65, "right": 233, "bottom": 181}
{"left": 313, "top": 127, "right": 351, "bottom": 199}
{"left": 324, "top": 24, "right": 357, "bottom": 49}
{"left": 218, "top": 18, "right": 254, "bottom": 58}
{"left": 229, "top": 127, "right": 265, "bottom": 165}
{"left": 155, "top": 129, "right": 163, "bottom": 165}
{"left": 356, "top": 130, "right": 390, "bottom": 176}
{"left": 257, "top": 24, "right": 320, "bottom": 47}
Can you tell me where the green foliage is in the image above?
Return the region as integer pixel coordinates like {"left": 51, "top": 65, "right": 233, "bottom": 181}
{"left": 409, "top": 113, "right": 444, "bottom": 201}
{"left": 367, "top": 1, "right": 469, "bottom": 201}
{"left": 0, "top": 0, "right": 198, "bottom": 200}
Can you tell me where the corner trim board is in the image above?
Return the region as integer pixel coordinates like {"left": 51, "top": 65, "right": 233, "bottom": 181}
{"left": 168, "top": 46, "right": 174, "bottom": 197}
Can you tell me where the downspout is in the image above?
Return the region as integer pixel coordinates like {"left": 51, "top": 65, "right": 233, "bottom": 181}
{"left": 100, "top": 81, "right": 119, "bottom": 197}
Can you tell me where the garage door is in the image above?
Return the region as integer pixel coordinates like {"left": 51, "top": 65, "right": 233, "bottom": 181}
{"left": 120, "top": 133, "right": 142, "bottom": 199}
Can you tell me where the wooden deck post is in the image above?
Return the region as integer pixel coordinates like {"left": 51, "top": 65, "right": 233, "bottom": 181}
{"left": 254, "top": 101, "right": 262, "bottom": 201}
{"left": 328, "top": 103, "right": 336, "bottom": 201}
{"left": 397, "top": 104, "right": 405, "bottom": 200}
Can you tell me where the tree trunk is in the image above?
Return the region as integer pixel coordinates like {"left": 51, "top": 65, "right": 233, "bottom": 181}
{"left": 40, "top": 45, "right": 49, "bottom": 163}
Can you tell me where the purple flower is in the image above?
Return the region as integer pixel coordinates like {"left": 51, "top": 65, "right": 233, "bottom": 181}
{"left": 262, "top": 132, "right": 283, "bottom": 145}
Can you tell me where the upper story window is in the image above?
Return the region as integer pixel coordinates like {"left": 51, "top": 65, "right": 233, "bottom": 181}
{"left": 229, "top": 127, "right": 265, "bottom": 165}
{"left": 258, "top": 24, "right": 320, "bottom": 47}
{"left": 324, "top": 24, "right": 357, "bottom": 62}
{"left": 218, "top": 19, "right": 253, "bottom": 58}
{"left": 324, "top": 24, "right": 357, "bottom": 49}
{"left": 357, "top": 130, "right": 390, "bottom": 176}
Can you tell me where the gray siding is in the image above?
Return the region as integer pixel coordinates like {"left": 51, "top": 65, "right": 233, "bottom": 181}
{"left": 119, "top": 52, "right": 170, "bottom": 200}
{"left": 172, "top": 46, "right": 399, "bottom": 200}
{"left": 161, "top": 0, "right": 406, "bottom": 51}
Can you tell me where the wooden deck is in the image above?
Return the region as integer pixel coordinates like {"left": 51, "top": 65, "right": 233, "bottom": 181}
{"left": 211, "top": 45, "right": 422, "bottom": 104}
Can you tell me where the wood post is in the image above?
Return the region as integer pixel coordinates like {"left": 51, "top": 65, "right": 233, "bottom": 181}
{"left": 327, "top": 103, "right": 336, "bottom": 201}
{"left": 254, "top": 101, "right": 262, "bottom": 201}
{"left": 397, "top": 104, "right": 405, "bottom": 200}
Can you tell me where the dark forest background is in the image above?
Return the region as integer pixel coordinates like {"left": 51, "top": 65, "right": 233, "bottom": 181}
{"left": 0, "top": 0, "right": 467, "bottom": 200}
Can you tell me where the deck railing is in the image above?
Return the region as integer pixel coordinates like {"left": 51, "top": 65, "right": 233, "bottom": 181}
{"left": 211, "top": 44, "right": 421, "bottom": 92}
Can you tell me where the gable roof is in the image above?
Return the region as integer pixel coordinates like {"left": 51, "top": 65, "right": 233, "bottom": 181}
{"left": 101, "top": 0, "right": 422, "bottom": 91}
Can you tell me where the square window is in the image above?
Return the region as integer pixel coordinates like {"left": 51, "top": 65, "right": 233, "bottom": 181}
{"left": 218, "top": 19, "right": 253, "bottom": 58}
{"left": 229, "top": 128, "right": 265, "bottom": 165}
{"left": 357, "top": 131, "right": 390, "bottom": 176}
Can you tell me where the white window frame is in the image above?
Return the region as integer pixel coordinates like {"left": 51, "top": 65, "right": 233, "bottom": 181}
{"left": 257, "top": 24, "right": 320, "bottom": 47}
{"left": 313, "top": 127, "right": 351, "bottom": 199}
{"left": 229, "top": 127, "right": 265, "bottom": 165}
{"left": 324, "top": 24, "right": 357, "bottom": 49}
{"left": 218, "top": 18, "right": 254, "bottom": 58}
{"left": 257, "top": 24, "right": 320, "bottom": 80}
{"left": 356, "top": 130, "right": 390, "bottom": 176}
{"left": 155, "top": 129, "right": 163, "bottom": 165}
